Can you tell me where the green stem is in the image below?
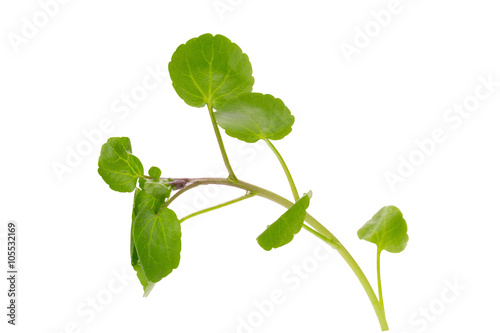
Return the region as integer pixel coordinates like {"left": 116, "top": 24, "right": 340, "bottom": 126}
{"left": 172, "top": 178, "right": 336, "bottom": 242}
{"left": 163, "top": 177, "right": 388, "bottom": 331}
{"left": 337, "top": 246, "right": 388, "bottom": 331}
{"left": 179, "top": 193, "right": 256, "bottom": 223}
{"left": 264, "top": 138, "right": 300, "bottom": 201}
{"left": 377, "top": 247, "right": 385, "bottom": 312}
{"left": 207, "top": 105, "right": 237, "bottom": 181}
{"left": 302, "top": 225, "right": 339, "bottom": 249}
{"left": 163, "top": 180, "right": 198, "bottom": 209}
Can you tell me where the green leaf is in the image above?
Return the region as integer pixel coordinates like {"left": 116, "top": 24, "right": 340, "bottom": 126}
{"left": 143, "top": 179, "right": 172, "bottom": 200}
{"left": 132, "top": 189, "right": 162, "bottom": 216}
{"left": 148, "top": 166, "right": 161, "bottom": 179}
{"left": 133, "top": 206, "right": 182, "bottom": 283}
{"left": 257, "top": 191, "right": 311, "bottom": 251}
{"left": 130, "top": 188, "right": 171, "bottom": 296}
{"left": 138, "top": 177, "right": 146, "bottom": 190}
{"left": 98, "top": 137, "right": 144, "bottom": 192}
{"left": 357, "top": 206, "right": 409, "bottom": 253}
{"left": 169, "top": 33, "right": 254, "bottom": 109}
{"left": 215, "top": 93, "right": 295, "bottom": 143}
{"left": 133, "top": 263, "right": 155, "bottom": 297}
{"left": 131, "top": 189, "right": 164, "bottom": 267}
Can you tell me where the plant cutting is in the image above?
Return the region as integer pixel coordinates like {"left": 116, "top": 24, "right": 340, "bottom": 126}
{"left": 97, "top": 33, "right": 409, "bottom": 331}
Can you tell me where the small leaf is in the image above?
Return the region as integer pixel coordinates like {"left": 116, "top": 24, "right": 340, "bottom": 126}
{"left": 138, "top": 177, "right": 146, "bottom": 190}
{"left": 357, "top": 206, "right": 409, "bottom": 253}
{"left": 169, "top": 33, "right": 254, "bottom": 109}
{"left": 215, "top": 93, "right": 295, "bottom": 143}
{"left": 143, "top": 179, "right": 172, "bottom": 200}
{"left": 133, "top": 206, "right": 182, "bottom": 283}
{"left": 133, "top": 263, "right": 155, "bottom": 297}
{"left": 257, "top": 191, "right": 311, "bottom": 251}
{"left": 148, "top": 166, "right": 161, "bottom": 179}
{"left": 132, "top": 189, "right": 162, "bottom": 216}
{"left": 98, "top": 137, "right": 144, "bottom": 192}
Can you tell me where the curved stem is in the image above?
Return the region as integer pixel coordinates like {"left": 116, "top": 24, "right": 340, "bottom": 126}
{"left": 161, "top": 177, "right": 388, "bottom": 330}
{"left": 179, "top": 193, "right": 256, "bottom": 223}
{"left": 164, "top": 177, "right": 338, "bottom": 243}
{"left": 207, "top": 105, "right": 237, "bottom": 180}
{"left": 163, "top": 180, "right": 199, "bottom": 208}
{"left": 377, "top": 247, "right": 385, "bottom": 312}
{"left": 337, "top": 246, "right": 388, "bottom": 330}
{"left": 264, "top": 139, "right": 300, "bottom": 202}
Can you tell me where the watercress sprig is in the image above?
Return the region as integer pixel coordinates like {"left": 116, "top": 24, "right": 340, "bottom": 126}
{"left": 97, "top": 33, "right": 409, "bottom": 331}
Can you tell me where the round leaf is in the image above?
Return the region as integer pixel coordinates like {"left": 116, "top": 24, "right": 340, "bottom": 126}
{"left": 148, "top": 166, "right": 161, "bottom": 179}
{"left": 215, "top": 93, "right": 295, "bottom": 143}
{"left": 169, "top": 33, "right": 254, "bottom": 109}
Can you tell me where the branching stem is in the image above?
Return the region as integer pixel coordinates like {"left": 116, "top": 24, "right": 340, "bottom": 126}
{"left": 161, "top": 176, "right": 388, "bottom": 331}
{"left": 179, "top": 193, "right": 256, "bottom": 223}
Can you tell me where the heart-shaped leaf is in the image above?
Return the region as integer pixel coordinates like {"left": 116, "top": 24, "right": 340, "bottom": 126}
{"left": 98, "top": 137, "right": 144, "bottom": 192}
{"left": 215, "top": 93, "right": 295, "bottom": 143}
{"left": 133, "top": 206, "right": 182, "bottom": 283}
{"left": 169, "top": 33, "right": 254, "bottom": 109}
{"left": 257, "top": 191, "right": 311, "bottom": 251}
{"left": 357, "top": 206, "right": 409, "bottom": 253}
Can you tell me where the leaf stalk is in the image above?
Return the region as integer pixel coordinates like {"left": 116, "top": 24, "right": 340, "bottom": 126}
{"left": 207, "top": 104, "right": 238, "bottom": 181}
{"left": 377, "top": 247, "right": 385, "bottom": 312}
{"left": 264, "top": 138, "right": 300, "bottom": 202}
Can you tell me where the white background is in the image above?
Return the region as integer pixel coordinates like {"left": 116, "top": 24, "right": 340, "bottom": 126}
{"left": 1, "top": 0, "right": 499, "bottom": 332}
